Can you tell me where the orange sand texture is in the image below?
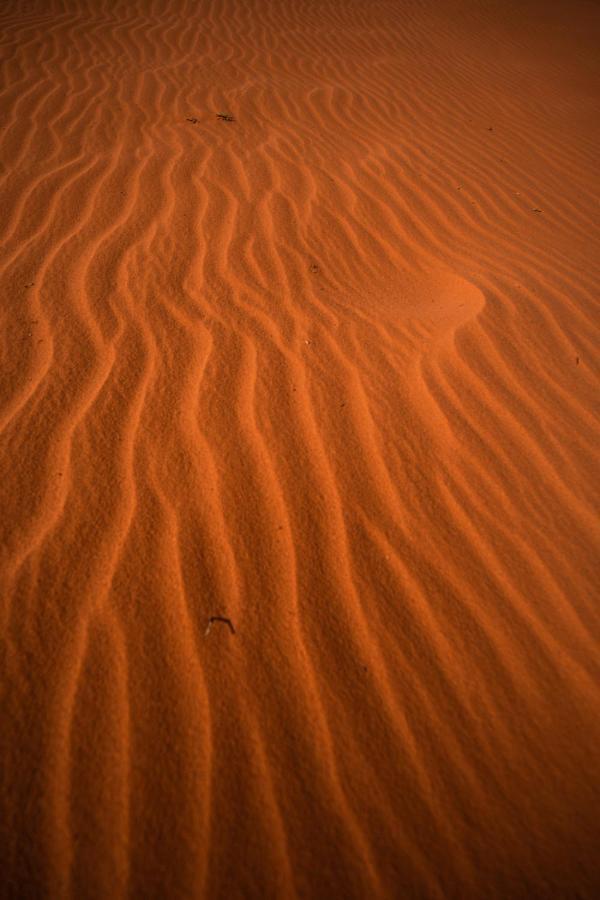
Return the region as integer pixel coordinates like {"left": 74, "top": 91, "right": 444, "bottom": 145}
{"left": 1, "top": 0, "right": 599, "bottom": 897}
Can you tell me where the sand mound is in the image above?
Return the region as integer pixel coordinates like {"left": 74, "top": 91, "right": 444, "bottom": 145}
{"left": 1, "top": 1, "right": 599, "bottom": 897}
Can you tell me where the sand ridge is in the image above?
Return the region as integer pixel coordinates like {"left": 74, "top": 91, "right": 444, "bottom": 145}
{"left": 1, "top": 0, "right": 599, "bottom": 897}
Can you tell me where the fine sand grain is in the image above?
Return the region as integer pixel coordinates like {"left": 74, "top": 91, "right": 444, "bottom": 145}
{"left": 1, "top": 1, "right": 599, "bottom": 897}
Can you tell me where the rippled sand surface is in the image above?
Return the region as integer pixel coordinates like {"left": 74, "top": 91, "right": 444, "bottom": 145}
{"left": 1, "top": 1, "right": 599, "bottom": 897}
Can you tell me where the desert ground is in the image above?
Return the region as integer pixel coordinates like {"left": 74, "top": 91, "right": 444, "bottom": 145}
{"left": 1, "top": 0, "right": 599, "bottom": 897}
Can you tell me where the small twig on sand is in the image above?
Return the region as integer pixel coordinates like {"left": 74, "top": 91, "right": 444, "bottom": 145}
{"left": 216, "top": 113, "right": 235, "bottom": 122}
{"left": 205, "top": 616, "right": 236, "bottom": 636}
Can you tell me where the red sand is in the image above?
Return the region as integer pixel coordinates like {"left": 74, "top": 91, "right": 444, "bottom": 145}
{"left": 1, "top": 1, "right": 599, "bottom": 897}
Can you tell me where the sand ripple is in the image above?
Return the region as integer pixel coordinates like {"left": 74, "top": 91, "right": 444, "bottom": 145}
{"left": 1, "top": 1, "right": 599, "bottom": 897}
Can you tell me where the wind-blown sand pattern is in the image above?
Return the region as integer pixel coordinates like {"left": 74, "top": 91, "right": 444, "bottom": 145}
{"left": 1, "top": 1, "right": 599, "bottom": 897}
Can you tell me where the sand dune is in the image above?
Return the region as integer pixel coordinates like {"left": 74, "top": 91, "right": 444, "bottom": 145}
{"left": 1, "top": 1, "right": 599, "bottom": 897}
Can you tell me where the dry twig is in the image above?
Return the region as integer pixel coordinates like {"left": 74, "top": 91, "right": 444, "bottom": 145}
{"left": 205, "top": 616, "right": 236, "bottom": 636}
